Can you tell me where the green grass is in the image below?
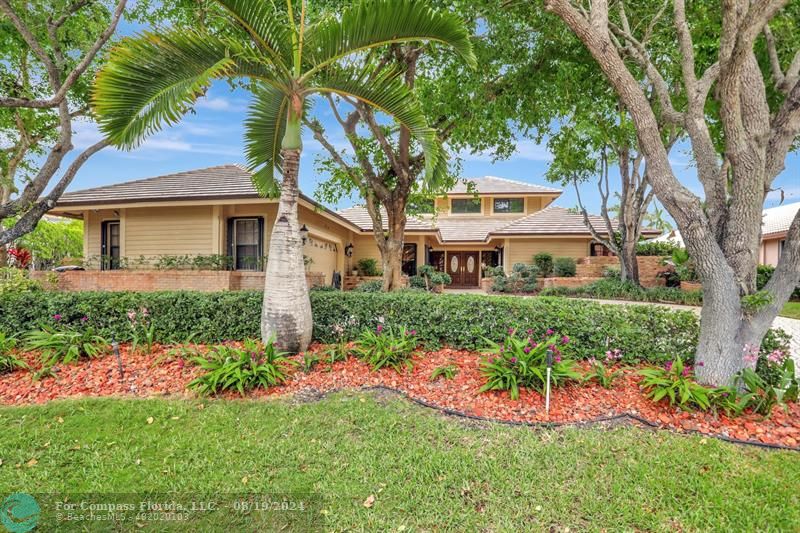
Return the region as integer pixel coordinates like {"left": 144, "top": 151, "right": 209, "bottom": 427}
{"left": 780, "top": 301, "right": 800, "bottom": 320}
{"left": 1, "top": 393, "right": 799, "bottom": 531}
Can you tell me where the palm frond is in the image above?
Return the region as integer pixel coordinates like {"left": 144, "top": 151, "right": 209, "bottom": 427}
{"left": 93, "top": 30, "right": 243, "bottom": 148}
{"left": 243, "top": 84, "right": 290, "bottom": 197}
{"left": 303, "top": 0, "right": 476, "bottom": 76}
{"left": 214, "top": 0, "right": 293, "bottom": 72}
{"left": 310, "top": 65, "right": 447, "bottom": 185}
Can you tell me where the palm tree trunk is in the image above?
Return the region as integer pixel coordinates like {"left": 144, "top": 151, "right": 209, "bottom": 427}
{"left": 261, "top": 147, "right": 312, "bottom": 353}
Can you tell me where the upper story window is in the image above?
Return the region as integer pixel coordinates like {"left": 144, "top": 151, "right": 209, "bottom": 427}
{"left": 493, "top": 197, "right": 524, "bottom": 214}
{"left": 451, "top": 198, "right": 482, "bottom": 214}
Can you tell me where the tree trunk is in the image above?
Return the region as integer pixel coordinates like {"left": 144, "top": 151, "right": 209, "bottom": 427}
{"left": 381, "top": 236, "right": 404, "bottom": 291}
{"left": 620, "top": 239, "right": 639, "bottom": 284}
{"left": 261, "top": 148, "right": 312, "bottom": 353}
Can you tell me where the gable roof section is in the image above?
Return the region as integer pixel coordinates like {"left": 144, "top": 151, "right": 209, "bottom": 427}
{"left": 492, "top": 206, "right": 661, "bottom": 236}
{"left": 56, "top": 164, "right": 260, "bottom": 206}
{"left": 448, "top": 176, "right": 561, "bottom": 195}
{"left": 762, "top": 201, "right": 800, "bottom": 237}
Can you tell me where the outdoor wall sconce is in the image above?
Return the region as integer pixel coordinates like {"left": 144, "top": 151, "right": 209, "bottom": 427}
{"left": 344, "top": 243, "right": 354, "bottom": 257}
{"left": 300, "top": 224, "right": 309, "bottom": 245}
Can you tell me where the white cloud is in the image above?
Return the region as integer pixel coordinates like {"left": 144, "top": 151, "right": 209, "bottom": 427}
{"left": 194, "top": 97, "right": 232, "bottom": 111}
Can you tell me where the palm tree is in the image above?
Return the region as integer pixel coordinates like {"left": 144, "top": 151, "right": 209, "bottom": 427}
{"left": 92, "top": 0, "right": 476, "bottom": 352}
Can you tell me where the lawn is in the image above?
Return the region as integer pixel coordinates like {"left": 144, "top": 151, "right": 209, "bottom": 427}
{"left": 1, "top": 393, "right": 799, "bottom": 531}
{"left": 780, "top": 301, "right": 800, "bottom": 320}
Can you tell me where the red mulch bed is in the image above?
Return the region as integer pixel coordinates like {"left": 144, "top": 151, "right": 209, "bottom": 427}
{"left": 1, "top": 343, "right": 799, "bottom": 450}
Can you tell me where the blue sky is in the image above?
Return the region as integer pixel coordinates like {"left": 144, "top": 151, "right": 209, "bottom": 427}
{"left": 60, "top": 13, "right": 800, "bottom": 219}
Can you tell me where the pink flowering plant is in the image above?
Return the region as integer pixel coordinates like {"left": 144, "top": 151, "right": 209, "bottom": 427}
{"left": 583, "top": 348, "right": 624, "bottom": 389}
{"left": 188, "top": 338, "right": 297, "bottom": 395}
{"left": 735, "top": 352, "right": 798, "bottom": 416}
{"left": 128, "top": 307, "right": 156, "bottom": 354}
{"left": 479, "top": 328, "right": 580, "bottom": 400}
{"left": 354, "top": 325, "right": 418, "bottom": 372}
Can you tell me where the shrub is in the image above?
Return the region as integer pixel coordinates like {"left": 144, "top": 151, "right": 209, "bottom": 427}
{"left": 540, "top": 277, "right": 703, "bottom": 306}
{"left": 353, "top": 280, "right": 383, "bottom": 292}
{"left": 553, "top": 257, "right": 577, "bottom": 277}
{"left": 602, "top": 266, "right": 621, "bottom": 279}
{"left": 533, "top": 253, "right": 554, "bottom": 277}
{"left": 491, "top": 263, "right": 538, "bottom": 293}
{"left": 479, "top": 329, "right": 581, "bottom": 400}
{"left": 0, "top": 267, "right": 41, "bottom": 294}
{"left": 636, "top": 240, "right": 681, "bottom": 256}
{"left": 356, "top": 258, "right": 381, "bottom": 277}
{"left": 430, "top": 364, "right": 458, "bottom": 381}
{"left": 0, "top": 332, "right": 26, "bottom": 373}
{"left": 638, "top": 357, "right": 720, "bottom": 411}
{"left": 583, "top": 350, "right": 623, "bottom": 389}
{"left": 24, "top": 320, "right": 109, "bottom": 372}
{"left": 757, "top": 264, "right": 800, "bottom": 301}
{"left": 188, "top": 338, "right": 296, "bottom": 395}
{"left": 354, "top": 324, "right": 417, "bottom": 372}
{"left": 737, "top": 349, "right": 798, "bottom": 416}
{"left": 411, "top": 264, "right": 452, "bottom": 291}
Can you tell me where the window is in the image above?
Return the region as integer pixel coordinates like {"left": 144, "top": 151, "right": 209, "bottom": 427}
{"left": 101, "top": 221, "right": 121, "bottom": 270}
{"left": 493, "top": 198, "right": 524, "bottom": 214}
{"left": 227, "top": 217, "right": 264, "bottom": 271}
{"left": 451, "top": 198, "right": 481, "bottom": 214}
{"left": 402, "top": 243, "right": 417, "bottom": 276}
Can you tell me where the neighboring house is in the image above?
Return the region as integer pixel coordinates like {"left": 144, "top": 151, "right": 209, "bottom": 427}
{"left": 49, "top": 164, "right": 659, "bottom": 288}
{"left": 650, "top": 201, "right": 799, "bottom": 267}
{"left": 761, "top": 201, "right": 800, "bottom": 266}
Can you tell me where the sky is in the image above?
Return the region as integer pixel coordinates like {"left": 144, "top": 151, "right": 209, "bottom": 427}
{"left": 56, "top": 14, "right": 800, "bottom": 220}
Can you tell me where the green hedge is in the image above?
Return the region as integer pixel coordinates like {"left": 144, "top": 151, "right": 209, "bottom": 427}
{"left": 0, "top": 290, "right": 700, "bottom": 363}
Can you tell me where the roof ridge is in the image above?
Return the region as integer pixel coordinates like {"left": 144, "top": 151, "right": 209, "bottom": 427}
{"left": 462, "top": 175, "right": 561, "bottom": 192}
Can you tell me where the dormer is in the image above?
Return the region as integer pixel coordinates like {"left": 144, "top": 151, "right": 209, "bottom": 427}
{"left": 435, "top": 176, "right": 562, "bottom": 218}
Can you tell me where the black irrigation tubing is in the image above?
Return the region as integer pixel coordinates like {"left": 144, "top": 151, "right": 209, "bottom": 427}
{"left": 325, "top": 385, "right": 800, "bottom": 453}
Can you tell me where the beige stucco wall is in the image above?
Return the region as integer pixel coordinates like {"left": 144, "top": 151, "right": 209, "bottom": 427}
{"left": 504, "top": 237, "right": 592, "bottom": 272}
{"left": 761, "top": 237, "right": 785, "bottom": 266}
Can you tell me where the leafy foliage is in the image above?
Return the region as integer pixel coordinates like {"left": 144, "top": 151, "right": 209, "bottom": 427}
{"left": 636, "top": 240, "right": 681, "bottom": 257}
{"left": 24, "top": 321, "right": 108, "bottom": 374}
{"left": 354, "top": 325, "right": 418, "bottom": 372}
{"left": 0, "top": 332, "right": 26, "bottom": 373}
{"left": 533, "top": 253, "right": 554, "bottom": 277}
{"left": 757, "top": 265, "right": 800, "bottom": 301}
{"left": 0, "top": 268, "right": 41, "bottom": 294}
{"left": 429, "top": 363, "right": 458, "bottom": 381}
{"left": 639, "top": 358, "right": 719, "bottom": 411}
{"left": 188, "top": 338, "right": 297, "bottom": 395}
{"left": 356, "top": 258, "right": 381, "bottom": 277}
{"left": 353, "top": 280, "right": 384, "bottom": 292}
{"left": 583, "top": 359, "right": 622, "bottom": 389}
{"left": 553, "top": 257, "right": 576, "bottom": 277}
{"left": 540, "top": 278, "right": 703, "bottom": 307}
{"left": 409, "top": 264, "right": 452, "bottom": 291}
{"left": 491, "top": 263, "right": 539, "bottom": 293}
{"left": 736, "top": 353, "right": 799, "bottom": 417}
{"left": 479, "top": 330, "right": 580, "bottom": 400}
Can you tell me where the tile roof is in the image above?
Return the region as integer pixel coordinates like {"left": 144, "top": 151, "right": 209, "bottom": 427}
{"left": 492, "top": 206, "right": 661, "bottom": 236}
{"left": 762, "top": 201, "right": 800, "bottom": 236}
{"left": 56, "top": 164, "right": 260, "bottom": 206}
{"left": 336, "top": 206, "right": 436, "bottom": 232}
{"left": 435, "top": 217, "right": 515, "bottom": 242}
{"left": 448, "top": 176, "right": 561, "bottom": 195}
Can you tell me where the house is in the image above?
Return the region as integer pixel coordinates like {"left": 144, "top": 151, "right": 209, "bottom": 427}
{"left": 48, "top": 164, "right": 657, "bottom": 289}
{"left": 650, "top": 201, "right": 800, "bottom": 267}
{"left": 761, "top": 201, "right": 800, "bottom": 266}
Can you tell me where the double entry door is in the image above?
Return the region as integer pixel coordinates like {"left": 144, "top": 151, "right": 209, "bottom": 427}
{"left": 447, "top": 251, "right": 480, "bottom": 287}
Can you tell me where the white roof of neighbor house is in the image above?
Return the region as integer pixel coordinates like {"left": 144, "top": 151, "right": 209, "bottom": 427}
{"left": 763, "top": 201, "right": 800, "bottom": 237}
{"left": 448, "top": 176, "right": 561, "bottom": 195}
{"left": 652, "top": 230, "right": 684, "bottom": 246}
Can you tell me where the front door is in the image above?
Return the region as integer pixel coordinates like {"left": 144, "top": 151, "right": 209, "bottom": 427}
{"left": 447, "top": 251, "right": 480, "bottom": 287}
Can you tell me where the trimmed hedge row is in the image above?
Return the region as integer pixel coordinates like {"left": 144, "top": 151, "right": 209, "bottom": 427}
{"left": 0, "top": 290, "right": 700, "bottom": 362}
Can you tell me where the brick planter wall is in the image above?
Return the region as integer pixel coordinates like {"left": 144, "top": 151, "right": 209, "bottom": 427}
{"left": 32, "top": 270, "right": 326, "bottom": 292}
{"left": 574, "top": 256, "right": 667, "bottom": 288}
